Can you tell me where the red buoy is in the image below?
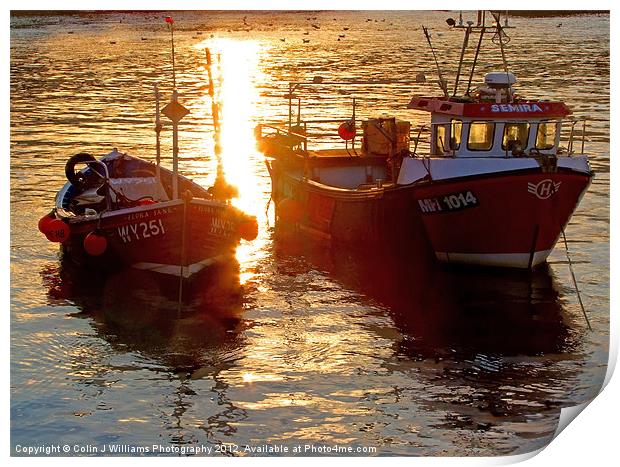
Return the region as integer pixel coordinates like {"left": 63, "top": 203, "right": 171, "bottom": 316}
{"left": 38, "top": 212, "right": 56, "bottom": 234}
{"left": 278, "top": 198, "right": 303, "bottom": 224}
{"left": 239, "top": 217, "right": 258, "bottom": 241}
{"left": 83, "top": 231, "right": 107, "bottom": 256}
{"left": 45, "top": 219, "right": 70, "bottom": 243}
{"left": 338, "top": 121, "right": 356, "bottom": 141}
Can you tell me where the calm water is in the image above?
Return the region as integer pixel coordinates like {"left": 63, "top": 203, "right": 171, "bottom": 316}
{"left": 10, "top": 11, "right": 609, "bottom": 456}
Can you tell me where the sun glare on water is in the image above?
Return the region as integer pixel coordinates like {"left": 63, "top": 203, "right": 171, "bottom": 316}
{"left": 194, "top": 38, "right": 267, "bottom": 280}
{"left": 195, "top": 38, "right": 264, "bottom": 216}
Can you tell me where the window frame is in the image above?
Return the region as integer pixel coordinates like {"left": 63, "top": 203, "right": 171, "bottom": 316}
{"left": 450, "top": 119, "right": 462, "bottom": 151}
{"left": 535, "top": 121, "right": 558, "bottom": 150}
{"left": 434, "top": 123, "right": 447, "bottom": 155}
{"left": 467, "top": 121, "right": 496, "bottom": 152}
{"left": 502, "top": 121, "right": 531, "bottom": 151}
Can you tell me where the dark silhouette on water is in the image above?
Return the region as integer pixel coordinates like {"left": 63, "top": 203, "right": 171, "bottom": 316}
{"left": 272, "top": 230, "right": 573, "bottom": 359}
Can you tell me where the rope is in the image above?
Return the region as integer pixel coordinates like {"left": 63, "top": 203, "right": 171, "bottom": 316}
{"left": 561, "top": 228, "right": 592, "bottom": 331}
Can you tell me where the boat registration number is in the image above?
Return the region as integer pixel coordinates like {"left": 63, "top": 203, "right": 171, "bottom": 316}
{"left": 117, "top": 219, "right": 166, "bottom": 243}
{"left": 418, "top": 190, "right": 479, "bottom": 213}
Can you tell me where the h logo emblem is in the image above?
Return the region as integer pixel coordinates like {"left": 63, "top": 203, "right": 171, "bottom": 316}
{"left": 527, "top": 179, "right": 561, "bottom": 199}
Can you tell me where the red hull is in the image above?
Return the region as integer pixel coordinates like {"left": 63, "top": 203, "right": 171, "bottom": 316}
{"left": 413, "top": 170, "right": 592, "bottom": 268}
{"left": 62, "top": 199, "right": 244, "bottom": 277}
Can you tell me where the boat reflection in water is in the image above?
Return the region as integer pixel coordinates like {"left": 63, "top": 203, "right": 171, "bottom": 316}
{"left": 274, "top": 230, "right": 571, "bottom": 360}
{"left": 41, "top": 258, "right": 246, "bottom": 369}
{"left": 40, "top": 259, "right": 250, "bottom": 447}
{"left": 272, "top": 233, "right": 578, "bottom": 438}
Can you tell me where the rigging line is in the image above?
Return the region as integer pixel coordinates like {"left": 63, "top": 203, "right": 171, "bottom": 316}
{"left": 422, "top": 26, "right": 449, "bottom": 98}
{"left": 561, "top": 227, "right": 592, "bottom": 331}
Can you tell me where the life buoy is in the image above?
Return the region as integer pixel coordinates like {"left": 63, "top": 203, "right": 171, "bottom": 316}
{"left": 65, "top": 153, "right": 104, "bottom": 189}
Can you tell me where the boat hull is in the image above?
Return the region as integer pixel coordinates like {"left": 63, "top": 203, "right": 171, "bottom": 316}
{"left": 267, "top": 160, "right": 433, "bottom": 258}
{"left": 60, "top": 198, "right": 245, "bottom": 278}
{"left": 412, "top": 169, "right": 592, "bottom": 268}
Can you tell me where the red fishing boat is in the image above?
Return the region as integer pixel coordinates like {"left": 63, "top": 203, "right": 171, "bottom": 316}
{"left": 400, "top": 11, "right": 593, "bottom": 268}
{"left": 39, "top": 146, "right": 256, "bottom": 278}
{"left": 38, "top": 21, "right": 257, "bottom": 278}
{"left": 258, "top": 10, "right": 592, "bottom": 269}
{"left": 258, "top": 99, "right": 430, "bottom": 253}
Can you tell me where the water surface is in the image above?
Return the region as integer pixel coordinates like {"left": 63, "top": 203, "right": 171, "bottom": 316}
{"left": 10, "top": 11, "right": 609, "bottom": 456}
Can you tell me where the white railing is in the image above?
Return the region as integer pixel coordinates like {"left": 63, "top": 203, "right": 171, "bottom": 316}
{"left": 256, "top": 117, "right": 589, "bottom": 159}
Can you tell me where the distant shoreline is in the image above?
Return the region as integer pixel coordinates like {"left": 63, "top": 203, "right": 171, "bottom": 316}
{"left": 10, "top": 10, "right": 610, "bottom": 18}
{"left": 507, "top": 10, "right": 608, "bottom": 17}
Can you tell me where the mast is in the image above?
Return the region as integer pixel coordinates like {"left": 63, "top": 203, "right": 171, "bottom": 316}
{"left": 440, "top": 10, "right": 514, "bottom": 98}
{"left": 452, "top": 25, "right": 471, "bottom": 96}
{"left": 161, "top": 16, "right": 189, "bottom": 200}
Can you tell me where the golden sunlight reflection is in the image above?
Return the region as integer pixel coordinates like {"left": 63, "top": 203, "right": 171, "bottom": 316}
{"left": 195, "top": 39, "right": 267, "bottom": 281}
{"left": 241, "top": 372, "right": 283, "bottom": 385}
{"left": 197, "top": 39, "right": 263, "bottom": 216}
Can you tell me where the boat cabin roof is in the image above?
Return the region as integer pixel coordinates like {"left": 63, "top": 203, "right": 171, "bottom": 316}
{"left": 407, "top": 96, "right": 571, "bottom": 119}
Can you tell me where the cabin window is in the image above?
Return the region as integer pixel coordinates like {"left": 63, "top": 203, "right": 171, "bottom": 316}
{"left": 502, "top": 122, "right": 530, "bottom": 151}
{"left": 536, "top": 121, "right": 557, "bottom": 150}
{"left": 434, "top": 124, "right": 447, "bottom": 155}
{"left": 467, "top": 121, "right": 495, "bottom": 151}
{"left": 450, "top": 119, "right": 462, "bottom": 150}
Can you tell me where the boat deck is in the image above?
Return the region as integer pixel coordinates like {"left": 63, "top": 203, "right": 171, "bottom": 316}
{"left": 298, "top": 149, "right": 389, "bottom": 168}
{"left": 305, "top": 149, "right": 360, "bottom": 158}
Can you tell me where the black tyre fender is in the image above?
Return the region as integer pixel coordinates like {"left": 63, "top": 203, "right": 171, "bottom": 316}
{"left": 65, "top": 153, "right": 97, "bottom": 188}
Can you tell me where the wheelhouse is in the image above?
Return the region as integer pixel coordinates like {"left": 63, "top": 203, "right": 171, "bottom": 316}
{"left": 408, "top": 72, "right": 580, "bottom": 158}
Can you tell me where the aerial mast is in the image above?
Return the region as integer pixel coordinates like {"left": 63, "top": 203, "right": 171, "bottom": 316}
{"left": 161, "top": 16, "right": 190, "bottom": 200}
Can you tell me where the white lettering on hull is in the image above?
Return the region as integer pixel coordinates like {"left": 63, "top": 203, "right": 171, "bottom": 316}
{"left": 210, "top": 217, "right": 235, "bottom": 236}
{"left": 117, "top": 219, "right": 166, "bottom": 243}
{"left": 490, "top": 103, "right": 543, "bottom": 113}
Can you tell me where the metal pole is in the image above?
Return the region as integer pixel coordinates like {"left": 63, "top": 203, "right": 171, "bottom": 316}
{"left": 453, "top": 26, "right": 471, "bottom": 97}
{"left": 466, "top": 27, "right": 485, "bottom": 95}
{"left": 171, "top": 91, "right": 180, "bottom": 199}
{"left": 177, "top": 195, "right": 187, "bottom": 315}
{"left": 492, "top": 12, "right": 512, "bottom": 103}
{"left": 154, "top": 84, "right": 162, "bottom": 182}
{"left": 568, "top": 121, "right": 575, "bottom": 155}
{"left": 581, "top": 120, "right": 586, "bottom": 154}
{"left": 352, "top": 97, "right": 356, "bottom": 154}
{"left": 288, "top": 83, "right": 293, "bottom": 131}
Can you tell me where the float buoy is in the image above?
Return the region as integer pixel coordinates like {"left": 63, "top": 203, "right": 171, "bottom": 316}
{"left": 83, "top": 231, "right": 107, "bottom": 256}
{"left": 137, "top": 198, "right": 156, "bottom": 206}
{"left": 338, "top": 121, "right": 356, "bottom": 141}
{"left": 278, "top": 198, "right": 303, "bottom": 224}
{"left": 38, "top": 212, "right": 56, "bottom": 234}
{"left": 45, "top": 219, "right": 70, "bottom": 243}
{"left": 239, "top": 216, "right": 258, "bottom": 241}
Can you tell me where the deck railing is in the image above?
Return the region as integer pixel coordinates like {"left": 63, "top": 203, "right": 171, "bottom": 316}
{"left": 256, "top": 117, "right": 589, "bottom": 158}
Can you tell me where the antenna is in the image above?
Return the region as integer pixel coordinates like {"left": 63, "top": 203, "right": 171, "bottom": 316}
{"left": 165, "top": 16, "right": 176, "bottom": 88}
{"left": 443, "top": 11, "right": 515, "bottom": 97}
{"left": 490, "top": 11, "right": 513, "bottom": 102}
